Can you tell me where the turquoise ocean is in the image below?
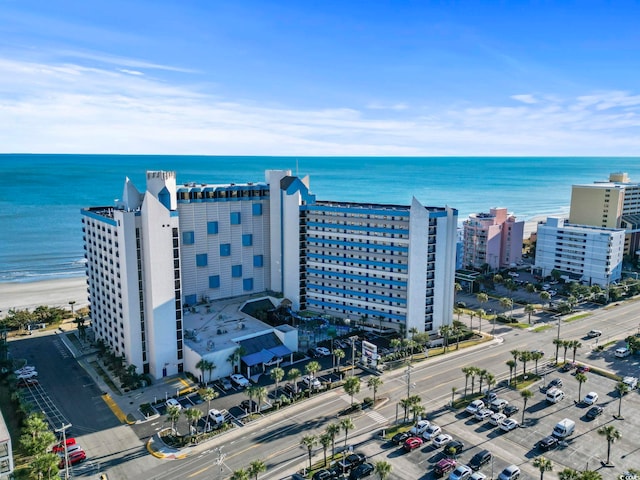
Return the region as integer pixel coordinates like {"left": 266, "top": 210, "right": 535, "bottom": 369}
{"left": 2, "top": 154, "right": 640, "bottom": 283}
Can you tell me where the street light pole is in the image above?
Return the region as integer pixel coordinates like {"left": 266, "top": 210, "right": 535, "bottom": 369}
{"left": 55, "top": 423, "right": 72, "bottom": 480}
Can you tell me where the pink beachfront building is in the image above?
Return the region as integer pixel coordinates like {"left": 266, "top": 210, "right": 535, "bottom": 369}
{"left": 462, "top": 207, "right": 524, "bottom": 271}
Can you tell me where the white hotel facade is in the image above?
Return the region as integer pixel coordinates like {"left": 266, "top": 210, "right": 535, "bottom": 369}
{"left": 82, "top": 170, "right": 458, "bottom": 380}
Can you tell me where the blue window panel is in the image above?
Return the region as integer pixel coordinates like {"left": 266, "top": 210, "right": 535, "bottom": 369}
{"left": 207, "top": 221, "right": 219, "bottom": 234}
{"left": 230, "top": 212, "right": 241, "bottom": 225}
{"left": 253, "top": 255, "right": 264, "bottom": 267}
{"left": 242, "top": 234, "right": 253, "bottom": 246}
{"left": 196, "top": 254, "right": 208, "bottom": 267}
{"left": 185, "top": 294, "right": 197, "bottom": 306}
{"left": 243, "top": 278, "right": 254, "bottom": 291}
{"left": 182, "top": 231, "right": 195, "bottom": 245}
{"left": 220, "top": 243, "right": 231, "bottom": 256}
{"left": 231, "top": 265, "right": 242, "bottom": 277}
{"left": 252, "top": 203, "right": 263, "bottom": 216}
{"left": 209, "top": 275, "right": 220, "bottom": 289}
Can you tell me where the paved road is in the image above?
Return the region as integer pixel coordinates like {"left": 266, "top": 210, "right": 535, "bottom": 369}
{"left": 135, "top": 299, "right": 640, "bottom": 479}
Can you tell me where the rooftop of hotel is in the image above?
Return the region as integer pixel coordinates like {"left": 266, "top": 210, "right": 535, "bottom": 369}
{"left": 182, "top": 294, "right": 285, "bottom": 356}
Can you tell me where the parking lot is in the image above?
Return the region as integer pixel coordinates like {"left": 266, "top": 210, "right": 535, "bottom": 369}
{"left": 339, "top": 362, "right": 640, "bottom": 479}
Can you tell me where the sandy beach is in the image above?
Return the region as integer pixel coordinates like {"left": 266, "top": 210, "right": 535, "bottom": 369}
{"left": 0, "top": 277, "right": 88, "bottom": 316}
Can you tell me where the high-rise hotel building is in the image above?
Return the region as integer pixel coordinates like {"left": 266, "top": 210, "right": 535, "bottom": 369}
{"left": 82, "top": 170, "right": 457, "bottom": 379}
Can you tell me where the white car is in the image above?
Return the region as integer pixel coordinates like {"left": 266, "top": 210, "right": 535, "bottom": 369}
{"left": 422, "top": 424, "right": 442, "bottom": 441}
{"left": 489, "top": 412, "right": 506, "bottom": 426}
{"left": 230, "top": 373, "right": 250, "bottom": 388}
{"left": 474, "top": 408, "right": 493, "bottom": 421}
{"left": 302, "top": 375, "right": 321, "bottom": 389}
{"left": 470, "top": 473, "right": 487, "bottom": 480}
{"left": 433, "top": 433, "right": 453, "bottom": 448}
{"left": 587, "top": 329, "right": 602, "bottom": 338}
{"left": 14, "top": 366, "right": 36, "bottom": 375}
{"left": 17, "top": 370, "right": 38, "bottom": 379}
{"left": 315, "top": 346, "right": 331, "bottom": 357}
{"left": 449, "top": 465, "right": 473, "bottom": 480}
{"left": 583, "top": 392, "right": 598, "bottom": 405}
{"left": 465, "top": 400, "right": 485, "bottom": 415}
{"left": 409, "top": 419, "right": 430, "bottom": 436}
{"left": 500, "top": 418, "right": 519, "bottom": 432}
{"left": 207, "top": 408, "right": 225, "bottom": 425}
{"left": 165, "top": 398, "right": 182, "bottom": 410}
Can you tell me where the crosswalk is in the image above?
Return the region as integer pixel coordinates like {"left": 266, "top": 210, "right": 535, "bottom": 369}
{"left": 366, "top": 410, "right": 387, "bottom": 424}
{"left": 338, "top": 394, "right": 387, "bottom": 424}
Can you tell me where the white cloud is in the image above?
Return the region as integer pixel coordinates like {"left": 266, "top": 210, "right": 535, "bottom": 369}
{"left": 1, "top": 57, "right": 640, "bottom": 156}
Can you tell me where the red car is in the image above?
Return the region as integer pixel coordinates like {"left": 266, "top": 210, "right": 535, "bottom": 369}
{"left": 52, "top": 438, "right": 76, "bottom": 453}
{"left": 16, "top": 378, "right": 39, "bottom": 388}
{"left": 576, "top": 365, "right": 591, "bottom": 373}
{"left": 403, "top": 436, "right": 424, "bottom": 452}
{"left": 434, "top": 458, "right": 457, "bottom": 477}
{"left": 58, "top": 450, "right": 86, "bottom": 468}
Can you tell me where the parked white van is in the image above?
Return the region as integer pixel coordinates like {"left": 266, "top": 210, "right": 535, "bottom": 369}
{"left": 546, "top": 388, "right": 565, "bottom": 403}
{"left": 552, "top": 418, "right": 575, "bottom": 439}
{"left": 615, "top": 347, "right": 631, "bottom": 358}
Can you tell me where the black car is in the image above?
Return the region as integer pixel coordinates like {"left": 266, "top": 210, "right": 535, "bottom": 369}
{"left": 307, "top": 348, "right": 320, "bottom": 358}
{"left": 586, "top": 405, "right": 604, "bottom": 419}
{"left": 284, "top": 383, "right": 298, "bottom": 397}
{"left": 337, "top": 453, "right": 367, "bottom": 472}
{"left": 548, "top": 378, "right": 563, "bottom": 389}
{"left": 443, "top": 440, "right": 464, "bottom": 456}
{"left": 240, "top": 400, "right": 259, "bottom": 412}
{"left": 349, "top": 462, "right": 374, "bottom": 479}
{"left": 391, "top": 431, "right": 411, "bottom": 445}
{"left": 503, "top": 404, "right": 519, "bottom": 417}
{"left": 469, "top": 449, "right": 492, "bottom": 470}
{"left": 537, "top": 435, "right": 558, "bottom": 451}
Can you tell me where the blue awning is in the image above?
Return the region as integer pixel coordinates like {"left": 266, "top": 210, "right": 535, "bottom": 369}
{"left": 269, "top": 345, "right": 293, "bottom": 357}
{"left": 242, "top": 349, "right": 275, "bottom": 367}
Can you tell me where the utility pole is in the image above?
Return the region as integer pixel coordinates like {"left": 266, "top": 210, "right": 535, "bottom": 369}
{"left": 55, "top": 423, "right": 72, "bottom": 480}
{"left": 405, "top": 363, "right": 412, "bottom": 400}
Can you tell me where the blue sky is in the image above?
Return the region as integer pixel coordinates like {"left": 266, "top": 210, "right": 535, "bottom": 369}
{"left": 1, "top": 0, "right": 639, "bottom": 155}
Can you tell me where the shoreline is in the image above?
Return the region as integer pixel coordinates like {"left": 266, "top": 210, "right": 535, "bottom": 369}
{"left": 0, "top": 277, "right": 88, "bottom": 315}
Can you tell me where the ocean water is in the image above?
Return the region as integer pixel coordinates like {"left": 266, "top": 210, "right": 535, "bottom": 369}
{"left": 2, "top": 154, "right": 640, "bottom": 283}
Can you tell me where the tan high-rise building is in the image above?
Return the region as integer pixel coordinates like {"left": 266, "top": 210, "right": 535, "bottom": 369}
{"left": 570, "top": 172, "right": 640, "bottom": 256}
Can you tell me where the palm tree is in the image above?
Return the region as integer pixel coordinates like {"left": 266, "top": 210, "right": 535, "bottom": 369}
{"left": 615, "top": 381, "right": 629, "bottom": 418}
{"left": 318, "top": 432, "right": 332, "bottom": 466}
{"left": 201, "top": 387, "right": 218, "bottom": 431}
{"left": 520, "top": 389, "right": 533, "bottom": 424}
{"left": 518, "top": 350, "right": 532, "bottom": 376}
{"left": 344, "top": 376, "right": 361, "bottom": 406}
{"left": 31, "top": 452, "right": 60, "bottom": 480}
{"left": 524, "top": 304, "right": 536, "bottom": 324}
{"left": 270, "top": 367, "right": 285, "bottom": 394}
{"left": 367, "top": 376, "right": 383, "bottom": 404}
{"left": 227, "top": 346, "right": 246, "bottom": 374}
{"left": 561, "top": 340, "right": 571, "bottom": 363}
{"left": 570, "top": 340, "right": 582, "bottom": 362}
{"left": 374, "top": 460, "right": 392, "bottom": 480}
{"left": 333, "top": 348, "right": 345, "bottom": 370}
{"left": 531, "top": 350, "right": 544, "bottom": 375}
{"left": 193, "top": 358, "right": 210, "bottom": 385}
{"left": 597, "top": 425, "right": 621, "bottom": 465}
{"left": 440, "top": 325, "right": 452, "bottom": 352}
{"left": 287, "top": 368, "right": 301, "bottom": 394}
{"left": 540, "top": 290, "right": 551, "bottom": 308}
{"left": 253, "top": 386, "right": 268, "bottom": 412}
{"left": 450, "top": 387, "right": 457, "bottom": 407}
{"left": 452, "top": 324, "right": 463, "bottom": 350}
{"left": 166, "top": 405, "right": 182, "bottom": 433}
{"left": 410, "top": 403, "right": 426, "bottom": 423}
{"left": 245, "top": 385, "right": 258, "bottom": 413}
{"left": 476, "top": 292, "right": 488, "bottom": 311}
{"left": 469, "top": 309, "right": 476, "bottom": 331}
{"left": 305, "top": 360, "right": 322, "bottom": 396}
{"left": 557, "top": 468, "right": 581, "bottom": 480}
{"left": 484, "top": 372, "right": 496, "bottom": 396}
{"left": 553, "top": 338, "right": 563, "bottom": 364}
{"left": 340, "top": 417, "right": 355, "bottom": 448}
{"left": 533, "top": 456, "right": 553, "bottom": 480}
{"left": 580, "top": 471, "right": 603, "bottom": 480}
{"left": 461, "top": 367, "right": 473, "bottom": 397}
{"left": 247, "top": 459, "right": 267, "bottom": 480}
{"left": 400, "top": 397, "right": 412, "bottom": 423}
{"left": 499, "top": 297, "right": 513, "bottom": 319}
{"left": 300, "top": 434, "right": 317, "bottom": 472}
{"left": 230, "top": 469, "right": 249, "bottom": 480}
{"left": 575, "top": 372, "right": 587, "bottom": 401}
{"left": 184, "top": 407, "right": 201, "bottom": 435}
{"left": 469, "top": 366, "right": 480, "bottom": 395}
{"left": 325, "top": 423, "right": 341, "bottom": 457}
{"left": 506, "top": 360, "right": 516, "bottom": 385}
{"left": 477, "top": 369, "right": 488, "bottom": 394}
